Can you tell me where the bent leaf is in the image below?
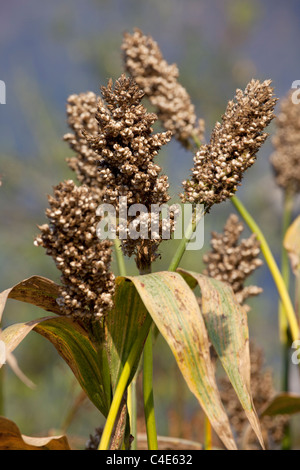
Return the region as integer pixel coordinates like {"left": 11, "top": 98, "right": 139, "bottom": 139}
{"left": 1, "top": 316, "right": 110, "bottom": 416}
{"left": 0, "top": 276, "right": 151, "bottom": 418}
{"left": 34, "top": 316, "right": 111, "bottom": 417}
{"left": 0, "top": 417, "right": 71, "bottom": 450}
{"left": 128, "top": 271, "right": 237, "bottom": 450}
{"left": 178, "top": 269, "right": 264, "bottom": 449}
{"left": 6, "top": 352, "right": 36, "bottom": 389}
{"left": 0, "top": 317, "right": 54, "bottom": 356}
{"left": 0, "top": 275, "right": 62, "bottom": 322}
{"left": 261, "top": 393, "right": 300, "bottom": 417}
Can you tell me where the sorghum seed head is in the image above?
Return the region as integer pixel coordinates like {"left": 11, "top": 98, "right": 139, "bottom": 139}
{"left": 181, "top": 79, "right": 277, "bottom": 210}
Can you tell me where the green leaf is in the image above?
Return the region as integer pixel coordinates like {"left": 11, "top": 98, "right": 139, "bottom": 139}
{"left": 104, "top": 277, "right": 151, "bottom": 392}
{"left": 0, "top": 276, "right": 151, "bottom": 417}
{"left": 261, "top": 393, "right": 300, "bottom": 417}
{"left": 128, "top": 271, "right": 237, "bottom": 451}
{"left": 178, "top": 269, "right": 264, "bottom": 449}
{"left": 34, "top": 316, "right": 112, "bottom": 416}
{"left": 1, "top": 316, "right": 111, "bottom": 417}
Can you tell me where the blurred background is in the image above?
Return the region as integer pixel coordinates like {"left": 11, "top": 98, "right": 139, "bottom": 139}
{"left": 0, "top": 0, "right": 300, "bottom": 449}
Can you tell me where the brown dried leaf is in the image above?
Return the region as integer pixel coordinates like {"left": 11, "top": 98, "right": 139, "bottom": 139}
{"left": 0, "top": 417, "right": 71, "bottom": 450}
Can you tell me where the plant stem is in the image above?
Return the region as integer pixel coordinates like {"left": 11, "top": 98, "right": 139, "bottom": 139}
{"left": 114, "top": 238, "right": 127, "bottom": 277}
{"left": 98, "top": 314, "right": 153, "bottom": 450}
{"left": 127, "top": 375, "right": 137, "bottom": 449}
{"left": 143, "top": 328, "right": 158, "bottom": 450}
{"left": 113, "top": 237, "right": 139, "bottom": 447}
{"left": 279, "top": 190, "right": 294, "bottom": 385}
{"left": 168, "top": 206, "right": 205, "bottom": 272}
{"left": 231, "top": 195, "right": 299, "bottom": 343}
{"left": 139, "top": 265, "right": 158, "bottom": 450}
{"left": 204, "top": 415, "right": 212, "bottom": 450}
{"left": 279, "top": 190, "right": 294, "bottom": 450}
{"left": 279, "top": 190, "right": 294, "bottom": 348}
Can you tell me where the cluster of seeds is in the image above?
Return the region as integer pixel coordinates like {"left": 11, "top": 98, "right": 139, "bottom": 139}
{"left": 203, "top": 214, "right": 263, "bottom": 312}
{"left": 181, "top": 79, "right": 277, "bottom": 210}
{"left": 35, "top": 181, "right": 115, "bottom": 320}
{"left": 270, "top": 91, "right": 300, "bottom": 194}
{"left": 122, "top": 28, "right": 205, "bottom": 149}
{"left": 84, "top": 74, "right": 175, "bottom": 270}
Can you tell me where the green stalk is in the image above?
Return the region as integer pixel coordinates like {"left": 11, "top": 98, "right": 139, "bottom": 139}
{"left": 114, "top": 238, "right": 142, "bottom": 450}
{"left": 139, "top": 265, "right": 158, "bottom": 450}
{"left": 98, "top": 314, "right": 153, "bottom": 450}
{"left": 127, "top": 375, "right": 137, "bottom": 449}
{"left": 204, "top": 415, "right": 212, "bottom": 450}
{"left": 279, "top": 190, "right": 294, "bottom": 450}
{"left": 279, "top": 190, "right": 294, "bottom": 386}
{"left": 168, "top": 206, "right": 204, "bottom": 272}
{"left": 114, "top": 238, "right": 127, "bottom": 277}
{"left": 279, "top": 190, "right": 294, "bottom": 347}
{"left": 143, "top": 328, "right": 158, "bottom": 450}
{"left": 231, "top": 195, "right": 299, "bottom": 343}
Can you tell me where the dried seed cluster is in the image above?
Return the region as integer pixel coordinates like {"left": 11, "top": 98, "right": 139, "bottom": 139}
{"left": 270, "top": 91, "right": 300, "bottom": 193}
{"left": 220, "top": 342, "right": 289, "bottom": 450}
{"left": 181, "top": 79, "right": 277, "bottom": 209}
{"left": 64, "top": 91, "right": 104, "bottom": 190}
{"left": 35, "top": 180, "right": 115, "bottom": 320}
{"left": 203, "top": 214, "right": 263, "bottom": 312}
{"left": 122, "top": 28, "right": 205, "bottom": 148}
{"left": 84, "top": 74, "right": 174, "bottom": 270}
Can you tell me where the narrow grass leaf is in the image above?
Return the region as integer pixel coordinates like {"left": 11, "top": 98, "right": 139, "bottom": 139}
{"left": 0, "top": 275, "right": 62, "bottom": 322}
{"left": 261, "top": 393, "right": 300, "bottom": 417}
{"left": 104, "top": 276, "right": 151, "bottom": 392}
{"left": 178, "top": 269, "right": 264, "bottom": 449}
{"left": 128, "top": 271, "right": 237, "bottom": 450}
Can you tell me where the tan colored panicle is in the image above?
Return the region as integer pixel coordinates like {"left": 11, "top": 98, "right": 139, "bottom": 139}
{"left": 84, "top": 74, "right": 175, "bottom": 271}
{"left": 203, "top": 214, "right": 263, "bottom": 312}
{"left": 122, "top": 28, "right": 205, "bottom": 149}
{"left": 64, "top": 91, "right": 106, "bottom": 191}
{"left": 270, "top": 91, "right": 300, "bottom": 193}
{"left": 181, "top": 79, "right": 277, "bottom": 210}
{"left": 34, "top": 180, "right": 115, "bottom": 321}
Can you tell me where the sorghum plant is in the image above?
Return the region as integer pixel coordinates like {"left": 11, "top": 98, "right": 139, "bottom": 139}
{"left": 1, "top": 29, "right": 299, "bottom": 452}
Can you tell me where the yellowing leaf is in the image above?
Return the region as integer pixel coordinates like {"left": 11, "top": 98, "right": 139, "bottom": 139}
{"left": 128, "top": 271, "right": 237, "bottom": 450}
{"left": 0, "top": 275, "right": 61, "bottom": 323}
{"left": 284, "top": 215, "right": 300, "bottom": 275}
{"left": 178, "top": 269, "right": 264, "bottom": 449}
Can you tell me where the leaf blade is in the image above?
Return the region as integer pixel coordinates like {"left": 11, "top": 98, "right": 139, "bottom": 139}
{"left": 178, "top": 269, "right": 264, "bottom": 449}
{"left": 261, "top": 393, "right": 300, "bottom": 417}
{"left": 0, "top": 417, "right": 71, "bottom": 450}
{"left": 128, "top": 271, "right": 237, "bottom": 450}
